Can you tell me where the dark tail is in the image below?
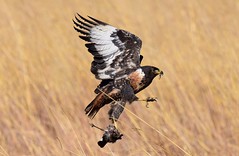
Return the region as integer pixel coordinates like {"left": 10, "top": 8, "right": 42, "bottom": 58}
{"left": 84, "top": 91, "right": 111, "bottom": 119}
{"left": 85, "top": 86, "right": 118, "bottom": 119}
{"left": 84, "top": 99, "right": 100, "bottom": 119}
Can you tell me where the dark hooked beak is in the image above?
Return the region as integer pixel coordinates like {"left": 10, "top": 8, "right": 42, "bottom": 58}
{"left": 155, "top": 69, "right": 164, "bottom": 79}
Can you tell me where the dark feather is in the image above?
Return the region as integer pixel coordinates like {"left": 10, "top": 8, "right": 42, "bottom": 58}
{"left": 140, "top": 55, "right": 143, "bottom": 63}
{"left": 94, "top": 79, "right": 112, "bottom": 94}
{"left": 79, "top": 36, "right": 90, "bottom": 42}
{"left": 74, "top": 16, "right": 93, "bottom": 28}
{"left": 77, "top": 13, "right": 98, "bottom": 26}
{"left": 88, "top": 49, "right": 102, "bottom": 57}
{"left": 85, "top": 43, "right": 97, "bottom": 51}
{"left": 88, "top": 16, "right": 107, "bottom": 25}
{"left": 73, "top": 26, "right": 89, "bottom": 35}
{"left": 84, "top": 102, "right": 98, "bottom": 119}
{"left": 93, "top": 56, "right": 105, "bottom": 63}
{"left": 73, "top": 19, "right": 91, "bottom": 31}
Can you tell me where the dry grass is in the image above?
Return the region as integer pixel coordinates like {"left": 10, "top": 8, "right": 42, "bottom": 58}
{"left": 1, "top": 0, "right": 239, "bottom": 155}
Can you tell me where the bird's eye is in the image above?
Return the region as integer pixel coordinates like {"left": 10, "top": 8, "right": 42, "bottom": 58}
{"left": 153, "top": 69, "right": 160, "bottom": 75}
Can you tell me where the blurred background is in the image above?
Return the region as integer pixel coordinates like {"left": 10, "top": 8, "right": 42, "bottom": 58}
{"left": 1, "top": 0, "right": 239, "bottom": 155}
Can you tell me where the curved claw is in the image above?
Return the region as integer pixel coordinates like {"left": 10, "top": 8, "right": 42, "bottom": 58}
{"left": 145, "top": 97, "right": 158, "bottom": 108}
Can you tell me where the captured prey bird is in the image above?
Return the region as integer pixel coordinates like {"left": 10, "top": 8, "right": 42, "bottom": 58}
{"left": 73, "top": 14, "right": 164, "bottom": 120}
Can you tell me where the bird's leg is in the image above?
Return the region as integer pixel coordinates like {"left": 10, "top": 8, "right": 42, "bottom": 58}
{"left": 108, "top": 101, "right": 126, "bottom": 126}
{"left": 138, "top": 97, "right": 157, "bottom": 102}
{"left": 111, "top": 118, "right": 118, "bottom": 129}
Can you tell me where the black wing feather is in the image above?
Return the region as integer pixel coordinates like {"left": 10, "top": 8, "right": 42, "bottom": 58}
{"left": 73, "top": 19, "right": 91, "bottom": 31}
{"left": 140, "top": 55, "right": 143, "bottom": 63}
{"left": 73, "top": 26, "right": 89, "bottom": 35}
{"left": 74, "top": 16, "right": 93, "bottom": 28}
{"left": 79, "top": 36, "right": 90, "bottom": 42}
{"left": 88, "top": 16, "right": 108, "bottom": 25}
{"left": 77, "top": 13, "right": 98, "bottom": 26}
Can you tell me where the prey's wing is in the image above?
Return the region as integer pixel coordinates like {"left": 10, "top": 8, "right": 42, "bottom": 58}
{"left": 73, "top": 14, "right": 142, "bottom": 80}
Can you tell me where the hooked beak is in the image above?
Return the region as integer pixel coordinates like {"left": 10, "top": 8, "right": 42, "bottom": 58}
{"left": 155, "top": 69, "right": 164, "bottom": 79}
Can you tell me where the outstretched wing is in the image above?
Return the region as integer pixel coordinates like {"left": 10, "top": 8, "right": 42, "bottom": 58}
{"left": 73, "top": 14, "right": 142, "bottom": 80}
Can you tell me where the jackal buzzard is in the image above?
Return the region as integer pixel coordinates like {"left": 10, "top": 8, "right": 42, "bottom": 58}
{"left": 73, "top": 14, "right": 163, "bottom": 119}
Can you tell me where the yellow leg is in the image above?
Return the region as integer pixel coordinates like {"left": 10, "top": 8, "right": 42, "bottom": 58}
{"left": 111, "top": 118, "right": 118, "bottom": 129}
{"left": 138, "top": 97, "right": 157, "bottom": 102}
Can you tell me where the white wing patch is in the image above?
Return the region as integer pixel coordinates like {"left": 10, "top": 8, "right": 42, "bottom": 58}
{"left": 91, "top": 25, "right": 116, "bottom": 37}
{"left": 73, "top": 14, "right": 142, "bottom": 80}
{"left": 89, "top": 25, "right": 126, "bottom": 79}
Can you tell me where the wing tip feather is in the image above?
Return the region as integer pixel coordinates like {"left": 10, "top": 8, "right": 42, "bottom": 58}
{"left": 88, "top": 16, "right": 107, "bottom": 25}
{"left": 79, "top": 35, "right": 90, "bottom": 42}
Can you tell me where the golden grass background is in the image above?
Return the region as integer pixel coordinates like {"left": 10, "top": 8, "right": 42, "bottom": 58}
{"left": 1, "top": 0, "right": 239, "bottom": 155}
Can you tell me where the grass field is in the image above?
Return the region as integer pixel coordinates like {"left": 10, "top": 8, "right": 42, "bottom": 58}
{"left": 1, "top": 0, "right": 239, "bottom": 155}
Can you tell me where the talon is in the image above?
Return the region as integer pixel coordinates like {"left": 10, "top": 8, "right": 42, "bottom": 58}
{"left": 146, "top": 97, "right": 157, "bottom": 102}
{"left": 145, "top": 97, "right": 157, "bottom": 108}
{"left": 138, "top": 97, "right": 157, "bottom": 102}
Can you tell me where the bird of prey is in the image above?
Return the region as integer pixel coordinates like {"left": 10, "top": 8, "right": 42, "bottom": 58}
{"left": 73, "top": 14, "right": 163, "bottom": 120}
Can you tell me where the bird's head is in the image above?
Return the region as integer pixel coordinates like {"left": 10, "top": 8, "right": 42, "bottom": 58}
{"left": 142, "top": 66, "right": 164, "bottom": 80}
{"left": 153, "top": 67, "right": 164, "bottom": 79}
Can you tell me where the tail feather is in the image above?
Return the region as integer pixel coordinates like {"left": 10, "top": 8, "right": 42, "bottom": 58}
{"left": 84, "top": 87, "right": 119, "bottom": 119}
{"left": 84, "top": 91, "right": 108, "bottom": 119}
{"left": 84, "top": 100, "right": 100, "bottom": 119}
